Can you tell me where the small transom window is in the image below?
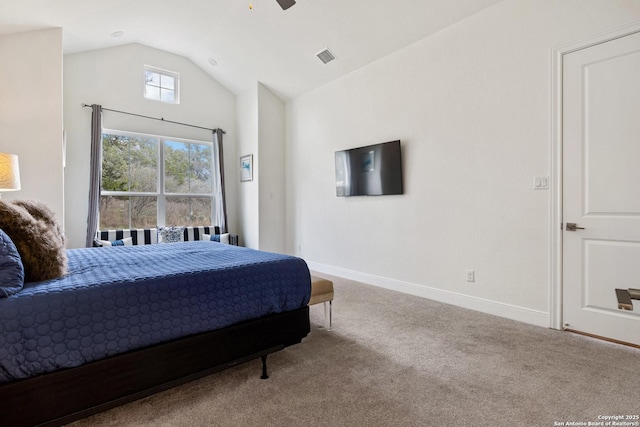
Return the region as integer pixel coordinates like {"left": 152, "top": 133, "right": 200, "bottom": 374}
{"left": 144, "top": 66, "right": 179, "bottom": 104}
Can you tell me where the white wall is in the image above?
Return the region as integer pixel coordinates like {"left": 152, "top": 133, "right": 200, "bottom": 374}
{"left": 0, "top": 28, "right": 64, "bottom": 222}
{"left": 63, "top": 43, "right": 237, "bottom": 248}
{"left": 236, "top": 87, "right": 259, "bottom": 248}
{"left": 236, "top": 83, "right": 286, "bottom": 252}
{"left": 258, "top": 83, "right": 286, "bottom": 253}
{"left": 285, "top": 0, "right": 640, "bottom": 326}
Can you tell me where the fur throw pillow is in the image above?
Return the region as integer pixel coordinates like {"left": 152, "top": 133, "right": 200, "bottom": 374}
{"left": 0, "top": 199, "right": 67, "bottom": 282}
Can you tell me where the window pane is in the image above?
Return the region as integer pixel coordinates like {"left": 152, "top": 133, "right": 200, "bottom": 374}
{"left": 145, "top": 85, "right": 160, "bottom": 100}
{"left": 164, "top": 141, "right": 190, "bottom": 193}
{"left": 160, "top": 88, "right": 175, "bottom": 103}
{"left": 100, "top": 196, "right": 130, "bottom": 229}
{"left": 145, "top": 71, "right": 160, "bottom": 86}
{"left": 129, "top": 137, "right": 158, "bottom": 192}
{"left": 190, "top": 197, "right": 212, "bottom": 226}
{"left": 99, "top": 196, "right": 157, "bottom": 229}
{"left": 161, "top": 74, "right": 175, "bottom": 90}
{"left": 130, "top": 196, "right": 157, "bottom": 228}
{"left": 102, "top": 134, "right": 158, "bottom": 192}
{"left": 102, "top": 135, "right": 129, "bottom": 192}
{"left": 165, "top": 196, "right": 189, "bottom": 226}
{"left": 165, "top": 196, "right": 212, "bottom": 226}
{"left": 189, "top": 144, "right": 212, "bottom": 193}
{"left": 165, "top": 142, "right": 212, "bottom": 194}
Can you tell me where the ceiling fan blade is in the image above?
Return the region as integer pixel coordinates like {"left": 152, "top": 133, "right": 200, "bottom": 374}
{"left": 275, "top": 0, "right": 296, "bottom": 10}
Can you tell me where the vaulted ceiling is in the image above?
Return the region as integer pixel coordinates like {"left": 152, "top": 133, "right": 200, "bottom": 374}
{"left": 0, "top": 0, "right": 502, "bottom": 99}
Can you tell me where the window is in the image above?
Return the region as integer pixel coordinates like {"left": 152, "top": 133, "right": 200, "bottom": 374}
{"left": 100, "top": 130, "right": 214, "bottom": 229}
{"left": 144, "top": 66, "right": 179, "bottom": 104}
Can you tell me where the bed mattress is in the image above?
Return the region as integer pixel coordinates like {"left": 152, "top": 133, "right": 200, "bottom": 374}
{"left": 0, "top": 241, "right": 311, "bottom": 383}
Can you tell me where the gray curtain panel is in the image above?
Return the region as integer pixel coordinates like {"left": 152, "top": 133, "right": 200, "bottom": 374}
{"left": 213, "top": 129, "right": 228, "bottom": 233}
{"left": 85, "top": 104, "right": 102, "bottom": 247}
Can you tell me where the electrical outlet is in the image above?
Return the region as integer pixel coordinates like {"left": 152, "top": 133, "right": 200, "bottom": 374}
{"left": 534, "top": 176, "right": 549, "bottom": 190}
{"left": 466, "top": 270, "right": 475, "bottom": 282}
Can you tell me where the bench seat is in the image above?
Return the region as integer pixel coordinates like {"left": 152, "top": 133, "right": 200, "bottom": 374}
{"left": 95, "top": 226, "right": 238, "bottom": 246}
{"left": 309, "top": 276, "right": 334, "bottom": 331}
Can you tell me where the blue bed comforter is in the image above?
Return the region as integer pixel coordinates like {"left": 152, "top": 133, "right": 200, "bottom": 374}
{"left": 0, "top": 242, "right": 311, "bottom": 383}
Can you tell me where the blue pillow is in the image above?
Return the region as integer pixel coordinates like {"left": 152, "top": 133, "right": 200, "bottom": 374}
{"left": 96, "top": 237, "right": 133, "bottom": 247}
{"left": 202, "top": 233, "right": 230, "bottom": 244}
{"left": 0, "top": 228, "right": 25, "bottom": 297}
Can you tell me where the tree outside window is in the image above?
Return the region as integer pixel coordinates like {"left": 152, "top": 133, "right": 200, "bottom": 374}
{"left": 100, "top": 131, "right": 214, "bottom": 229}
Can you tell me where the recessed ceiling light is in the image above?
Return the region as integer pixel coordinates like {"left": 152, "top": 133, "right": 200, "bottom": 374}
{"left": 111, "top": 31, "right": 125, "bottom": 38}
{"left": 208, "top": 58, "right": 218, "bottom": 66}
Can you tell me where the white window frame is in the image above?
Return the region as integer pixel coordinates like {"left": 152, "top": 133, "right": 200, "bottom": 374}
{"left": 144, "top": 65, "right": 180, "bottom": 104}
{"left": 100, "top": 129, "right": 214, "bottom": 228}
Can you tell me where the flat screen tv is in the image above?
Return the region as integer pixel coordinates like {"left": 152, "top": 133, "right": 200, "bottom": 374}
{"left": 335, "top": 140, "right": 403, "bottom": 197}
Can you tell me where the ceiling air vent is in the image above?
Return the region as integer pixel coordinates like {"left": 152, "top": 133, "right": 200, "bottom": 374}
{"left": 316, "top": 48, "right": 336, "bottom": 65}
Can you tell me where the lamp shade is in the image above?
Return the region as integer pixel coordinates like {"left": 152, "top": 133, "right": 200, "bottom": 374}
{"left": 0, "top": 153, "right": 21, "bottom": 191}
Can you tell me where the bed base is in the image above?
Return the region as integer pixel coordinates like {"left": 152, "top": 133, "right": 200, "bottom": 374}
{"left": 0, "top": 306, "right": 310, "bottom": 427}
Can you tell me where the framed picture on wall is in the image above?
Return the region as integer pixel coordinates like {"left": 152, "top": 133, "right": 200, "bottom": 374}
{"left": 240, "top": 154, "right": 253, "bottom": 182}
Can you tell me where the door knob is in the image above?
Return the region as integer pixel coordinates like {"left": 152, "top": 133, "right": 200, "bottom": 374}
{"left": 566, "top": 222, "right": 585, "bottom": 231}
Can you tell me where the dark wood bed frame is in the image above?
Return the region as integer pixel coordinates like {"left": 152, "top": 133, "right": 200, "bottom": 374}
{"left": 0, "top": 306, "right": 310, "bottom": 427}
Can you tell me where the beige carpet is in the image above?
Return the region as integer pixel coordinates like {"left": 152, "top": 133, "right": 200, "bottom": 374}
{"left": 69, "top": 274, "right": 640, "bottom": 427}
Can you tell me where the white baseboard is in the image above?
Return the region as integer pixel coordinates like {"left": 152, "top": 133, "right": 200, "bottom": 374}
{"left": 307, "top": 262, "right": 550, "bottom": 328}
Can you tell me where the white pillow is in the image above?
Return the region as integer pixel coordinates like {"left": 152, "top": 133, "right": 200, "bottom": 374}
{"left": 157, "top": 226, "right": 184, "bottom": 244}
{"left": 202, "top": 233, "right": 230, "bottom": 244}
{"left": 96, "top": 237, "right": 133, "bottom": 247}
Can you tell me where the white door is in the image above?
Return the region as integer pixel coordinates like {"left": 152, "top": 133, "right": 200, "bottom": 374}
{"left": 563, "top": 31, "right": 640, "bottom": 346}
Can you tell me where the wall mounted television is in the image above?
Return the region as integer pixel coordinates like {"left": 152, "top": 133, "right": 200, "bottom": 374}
{"left": 335, "top": 140, "right": 403, "bottom": 197}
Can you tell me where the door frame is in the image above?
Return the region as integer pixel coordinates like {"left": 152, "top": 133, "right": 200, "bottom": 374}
{"left": 550, "top": 22, "right": 640, "bottom": 331}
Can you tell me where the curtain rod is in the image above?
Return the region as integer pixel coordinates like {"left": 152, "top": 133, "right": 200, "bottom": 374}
{"left": 81, "top": 103, "right": 226, "bottom": 134}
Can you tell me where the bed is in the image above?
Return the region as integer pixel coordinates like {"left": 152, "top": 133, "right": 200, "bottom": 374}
{"left": 0, "top": 240, "right": 311, "bottom": 427}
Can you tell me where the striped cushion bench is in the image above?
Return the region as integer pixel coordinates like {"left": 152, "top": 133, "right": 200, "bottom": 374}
{"left": 95, "top": 226, "right": 238, "bottom": 246}
{"left": 182, "top": 226, "right": 221, "bottom": 242}
{"left": 95, "top": 228, "right": 158, "bottom": 246}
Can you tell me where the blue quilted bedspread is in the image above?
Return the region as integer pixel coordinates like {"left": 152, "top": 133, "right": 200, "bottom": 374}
{"left": 0, "top": 242, "right": 311, "bottom": 383}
